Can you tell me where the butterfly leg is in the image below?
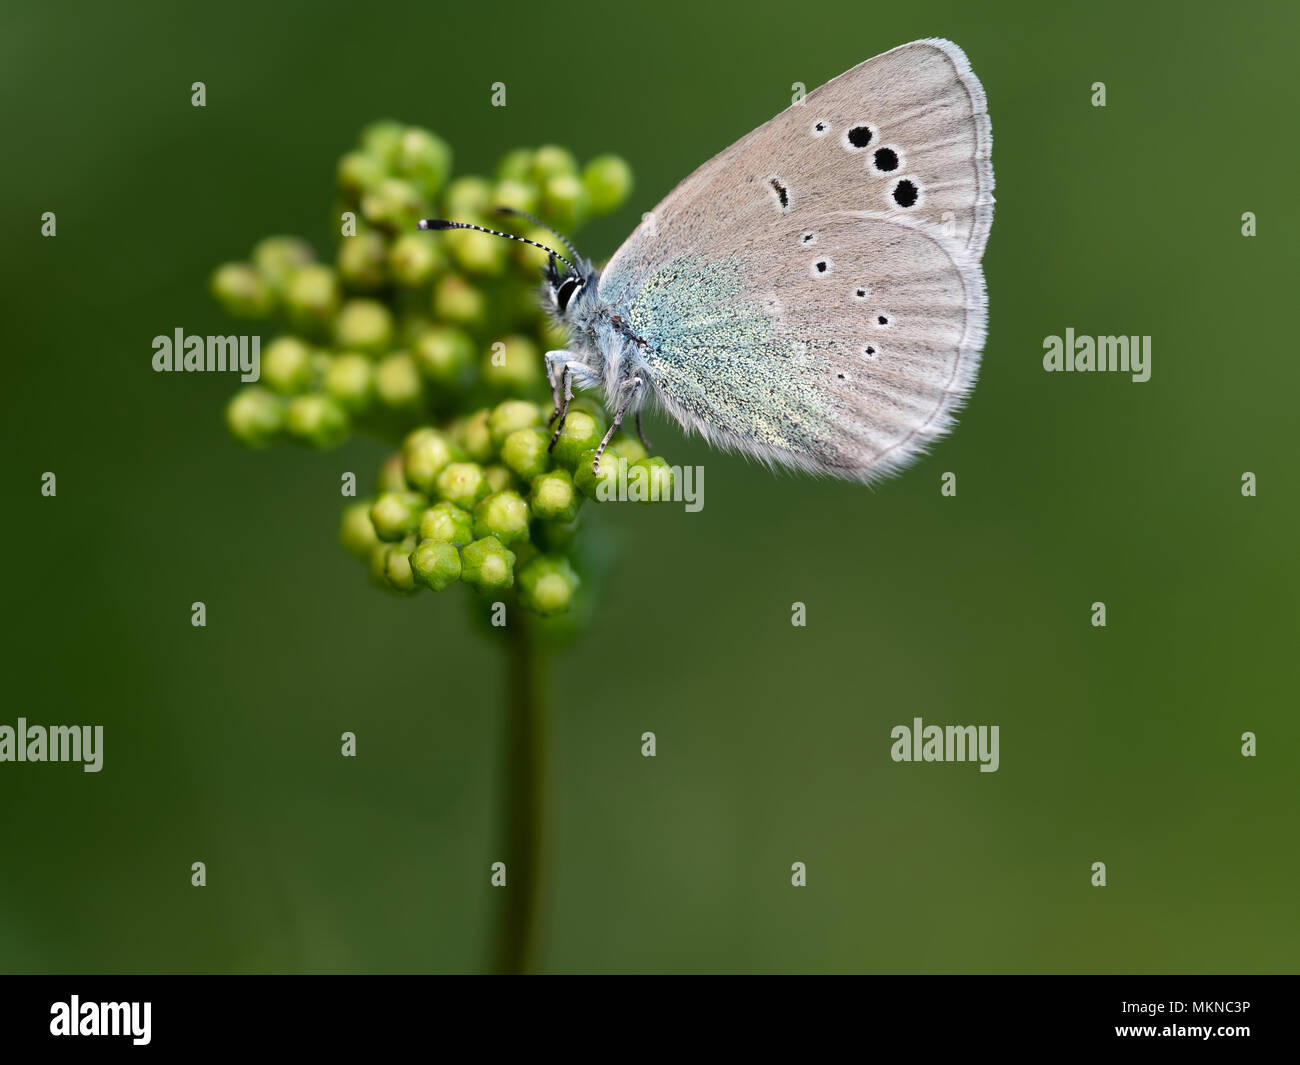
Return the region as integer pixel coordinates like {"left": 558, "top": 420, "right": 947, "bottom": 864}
{"left": 544, "top": 350, "right": 573, "bottom": 428}
{"left": 593, "top": 377, "right": 643, "bottom": 474}
{"left": 544, "top": 353, "right": 599, "bottom": 452}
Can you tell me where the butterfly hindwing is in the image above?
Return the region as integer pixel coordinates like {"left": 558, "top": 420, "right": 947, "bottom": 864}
{"left": 597, "top": 38, "right": 993, "bottom": 482}
{"left": 614, "top": 212, "right": 985, "bottom": 480}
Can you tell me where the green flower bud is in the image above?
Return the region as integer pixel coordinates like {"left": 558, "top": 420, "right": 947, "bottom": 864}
{"left": 334, "top": 299, "right": 394, "bottom": 353}
{"left": 573, "top": 446, "right": 622, "bottom": 499}
{"left": 261, "top": 336, "right": 314, "bottom": 394}
{"left": 210, "top": 263, "right": 275, "bottom": 318}
{"left": 582, "top": 154, "right": 634, "bottom": 215}
{"left": 451, "top": 408, "right": 495, "bottom": 463}
{"left": 340, "top": 499, "right": 380, "bottom": 558}
{"left": 529, "top": 468, "right": 580, "bottom": 521}
{"left": 541, "top": 172, "right": 590, "bottom": 230}
{"left": 530, "top": 144, "right": 579, "bottom": 182}
{"left": 482, "top": 334, "right": 541, "bottom": 392}
{"left": 370, "top": 490, "right": 426, "bottom": 541}
{"left": 496, "top": 147, "right": 534, "bottom": 183}
{"left": 431, "top": 274, "right": 486, "bottom": 326}
{"left": 396, "top": 127, "right": 452, "bottom": 198}
{"left": 441, "top": 176, "right": 492, "bottom": 220}
{"left": 323, "top": 352, "right": 375, "bottom": 413}
{"left": 225, "top": 385, "right": 284, "bottom": 446}
{"left": 252, "top": 236, "right": 315, "bottom": 291}
{"left": 388, "top": 231, "right": 442, "bottom": 286}
{"left": 551, "top": 410, "right": 604, "bottom": 469}
{"left": 410, "top": 538, "right": 461, "bottom": 591}
{"left": 374, "top": 352, "right": 424, "bottom": 410}
{"left": 500, "top": 426, "right": 551, "bottom": 480}
{"left": 377, "top": 452, "right": 408, "bottom": 493}
{"left": 285, "top": 264, "right": 340, "bottom": 329}
{"left": 518, "top": 554, "right": 580, "bottom": 616}
{"left": 284, "top": 393, "right": 349, "bottom": 448}
{"left": 460, "top": 535, "right": 516, "bottom": 592}
{"left": 361, "top": 178, "right": 425, "bottom": 231}
{"left": 337, "top": 229, "right": 388, "bottom": 290}
{"left": 492, "top": 178, "right": 539, "bottom": 216}
{"left": 359, "top": 120, "right": 406, "bottom": 166}
{"left": 431, "top": 457, "right": 491, "bottom": 512}
{"left": 402, "top": 427, "right": 455, "bottom": 492}
{"left": 608, "top": 432, "right": 647, "bottom": 464}
{"left": 413, "top": 325, "right": 474, "bottom": 386}
{"left": 337, "top": 151, "right": 387, "bottom": 200}
{"left": 488, "top": 399, "right": 543, "bottom": 448}
{"left": 436, "top": 461, "right": 490, "bottom": 509}
{"left": 383, "top": 536, "right": 420, "bottom": 593}
{"left": 472, "top": 489, "right": 530, "bottom": 544}
{"left": 418, "top": 501, "right": 474, "bottom": 546}
{"left": 632, "top": 456, "right": 675, "bottom": 502}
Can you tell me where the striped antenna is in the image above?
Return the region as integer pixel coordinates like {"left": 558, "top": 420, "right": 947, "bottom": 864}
{"left": 494, "top": 206, "right": 582, "bottom": 262}
{"left": 416, "top": 218, "right": 576, "bottom": 274}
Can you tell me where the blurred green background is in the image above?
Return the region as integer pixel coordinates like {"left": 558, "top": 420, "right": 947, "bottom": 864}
{"left": 2, "top": 0, "right": 1297, "bottom": 973}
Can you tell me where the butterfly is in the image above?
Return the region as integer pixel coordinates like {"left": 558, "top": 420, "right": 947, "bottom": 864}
{"left": 421, "top": 37, "right": 993, "bottom": 484}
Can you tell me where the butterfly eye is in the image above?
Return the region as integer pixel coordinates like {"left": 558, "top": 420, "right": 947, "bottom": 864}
{"left": 556, "top": 277, "right": 581, "bottom": 313}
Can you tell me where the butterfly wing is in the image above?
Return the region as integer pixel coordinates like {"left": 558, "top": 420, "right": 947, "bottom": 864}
{"left": 598, "top": 38, "right": 993, "bottom": 483}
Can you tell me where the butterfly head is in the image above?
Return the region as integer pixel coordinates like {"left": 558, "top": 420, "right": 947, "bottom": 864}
{"left": 542, "top": 252, "right": 592, "bottom": 319}
{"left": 418, "top": 207, "right": 594, "bottom": 320}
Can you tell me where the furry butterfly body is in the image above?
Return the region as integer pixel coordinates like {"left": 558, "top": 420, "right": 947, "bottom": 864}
{"left": 425, "top": 38, "right": 993, "bottom": 483}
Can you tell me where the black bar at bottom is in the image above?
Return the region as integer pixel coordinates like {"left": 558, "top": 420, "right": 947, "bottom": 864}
{"left": 0, "top": 975, "right": 1287, "bottom": 1051}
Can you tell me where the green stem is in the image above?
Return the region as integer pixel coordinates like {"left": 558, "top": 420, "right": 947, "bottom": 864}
{"left": 492, "top": 606, "right": 544, "bottom": 973}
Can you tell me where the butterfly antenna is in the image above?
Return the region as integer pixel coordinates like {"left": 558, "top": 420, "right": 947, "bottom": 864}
{"left": 416, "top": 218, "right": 576, "bottom": 274}
{"left": 493, "top": 205, "right": 582, "bottom": 262}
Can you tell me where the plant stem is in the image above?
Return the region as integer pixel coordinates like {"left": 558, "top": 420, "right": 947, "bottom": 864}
{"left": 492, "top": 607, "right": 544, "bottom": 974}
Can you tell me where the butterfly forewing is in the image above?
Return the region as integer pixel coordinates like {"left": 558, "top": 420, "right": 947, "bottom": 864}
{"left": 598, "top": 38, "right": 993, "bottom": 483}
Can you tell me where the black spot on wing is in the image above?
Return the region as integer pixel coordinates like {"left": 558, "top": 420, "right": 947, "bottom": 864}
{"left": 769, "top": 176, "right": 790, "bottom": 211}
{"left": 892, "top": 179, "right": 919, "bottom": 208}
{"left": 872, "top": 147, "right": 899, "bottom": 172}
